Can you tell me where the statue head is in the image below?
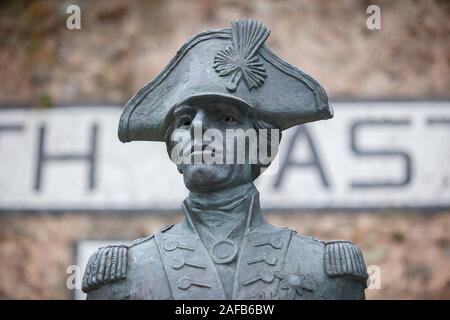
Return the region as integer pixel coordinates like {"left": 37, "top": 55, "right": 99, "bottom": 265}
{"left": 117, "top": 19, "right": 332, "bottom": 192}
{"left": 164, "top": 96, "right": 281, "bottom": 192}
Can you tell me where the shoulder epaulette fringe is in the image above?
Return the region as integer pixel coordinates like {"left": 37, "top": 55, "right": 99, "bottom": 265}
{"left": 82, "top": 245, "right": 128, "bottom": 293}
{"left": 324, "top": 240, "right": 368, "bottom": 285}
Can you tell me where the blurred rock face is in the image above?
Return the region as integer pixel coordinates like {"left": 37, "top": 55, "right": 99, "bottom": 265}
{"left": 0, "top": 0, "right": 449, "bottom": 299}
{"left": 0, "top": 0, "right": 449, "bottom": 105}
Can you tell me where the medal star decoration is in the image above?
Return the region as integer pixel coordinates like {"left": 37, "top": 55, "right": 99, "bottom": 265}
{"left": 275, "top": 265, "right": 317, "bottom": 299}
{"left": 213, "top": 19, "right": 270, "bottom": 92}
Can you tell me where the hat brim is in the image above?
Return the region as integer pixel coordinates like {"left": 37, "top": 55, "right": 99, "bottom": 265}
{"left": 118, "top": 24, "right": 332, "bottom": 143}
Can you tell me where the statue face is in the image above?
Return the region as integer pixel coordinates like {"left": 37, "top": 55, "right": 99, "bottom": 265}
{"left": 167, "top": 99, "right": 256, "bottom": 192}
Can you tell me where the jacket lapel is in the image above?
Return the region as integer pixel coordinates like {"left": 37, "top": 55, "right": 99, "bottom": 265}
{"left": 232, "top": 228, "right": 293, "bottom": 299}
{"left": 154, "top": 230, "right": 226, "bottom": 299}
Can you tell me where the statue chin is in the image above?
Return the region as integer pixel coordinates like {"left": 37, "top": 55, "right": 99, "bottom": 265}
{"left": 182, "top": 163, "right": 233, "bottom": 192}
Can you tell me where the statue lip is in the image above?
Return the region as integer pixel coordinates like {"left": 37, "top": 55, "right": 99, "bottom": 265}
{"left": 190, "top": 150, "right": 215, "bottom": 157}
{"left": 189, "top": 143, "right": 221, "bottom": 158}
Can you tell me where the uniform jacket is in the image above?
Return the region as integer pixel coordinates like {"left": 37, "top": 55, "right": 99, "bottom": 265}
{"left": 82, "top": 194, "right": 368, "bottom": 300}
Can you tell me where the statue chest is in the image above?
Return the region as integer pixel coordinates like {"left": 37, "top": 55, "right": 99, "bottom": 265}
{"left": 151, "top": 228, "right": 323, "bottom": 300}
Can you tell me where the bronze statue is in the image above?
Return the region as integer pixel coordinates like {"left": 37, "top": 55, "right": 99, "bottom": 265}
{"left": 82, "top": 19, "right": 368, "bottom": 300}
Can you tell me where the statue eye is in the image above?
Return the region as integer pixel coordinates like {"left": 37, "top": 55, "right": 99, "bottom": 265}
{"left": 222, "top": 115, "right": 235, "bottom": 123}
{"left": 177, "top": 116, "right": 192, "bottom": 127}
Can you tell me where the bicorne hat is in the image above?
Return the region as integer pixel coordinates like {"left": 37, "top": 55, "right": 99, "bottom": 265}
{"left": 118, "top": 19, "right": 333, "bottom": 142}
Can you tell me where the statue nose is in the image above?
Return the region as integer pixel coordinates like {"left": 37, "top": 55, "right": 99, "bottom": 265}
{"left": 190, "top": 111, "right": 205, "bottom": 135}
{"left": 190, "top": 111, "right": 210, "bottom": 141}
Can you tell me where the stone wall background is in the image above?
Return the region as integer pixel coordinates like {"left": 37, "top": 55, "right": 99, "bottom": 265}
{"left": 0, "top": 0, "right": 449, "bottom": 299}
